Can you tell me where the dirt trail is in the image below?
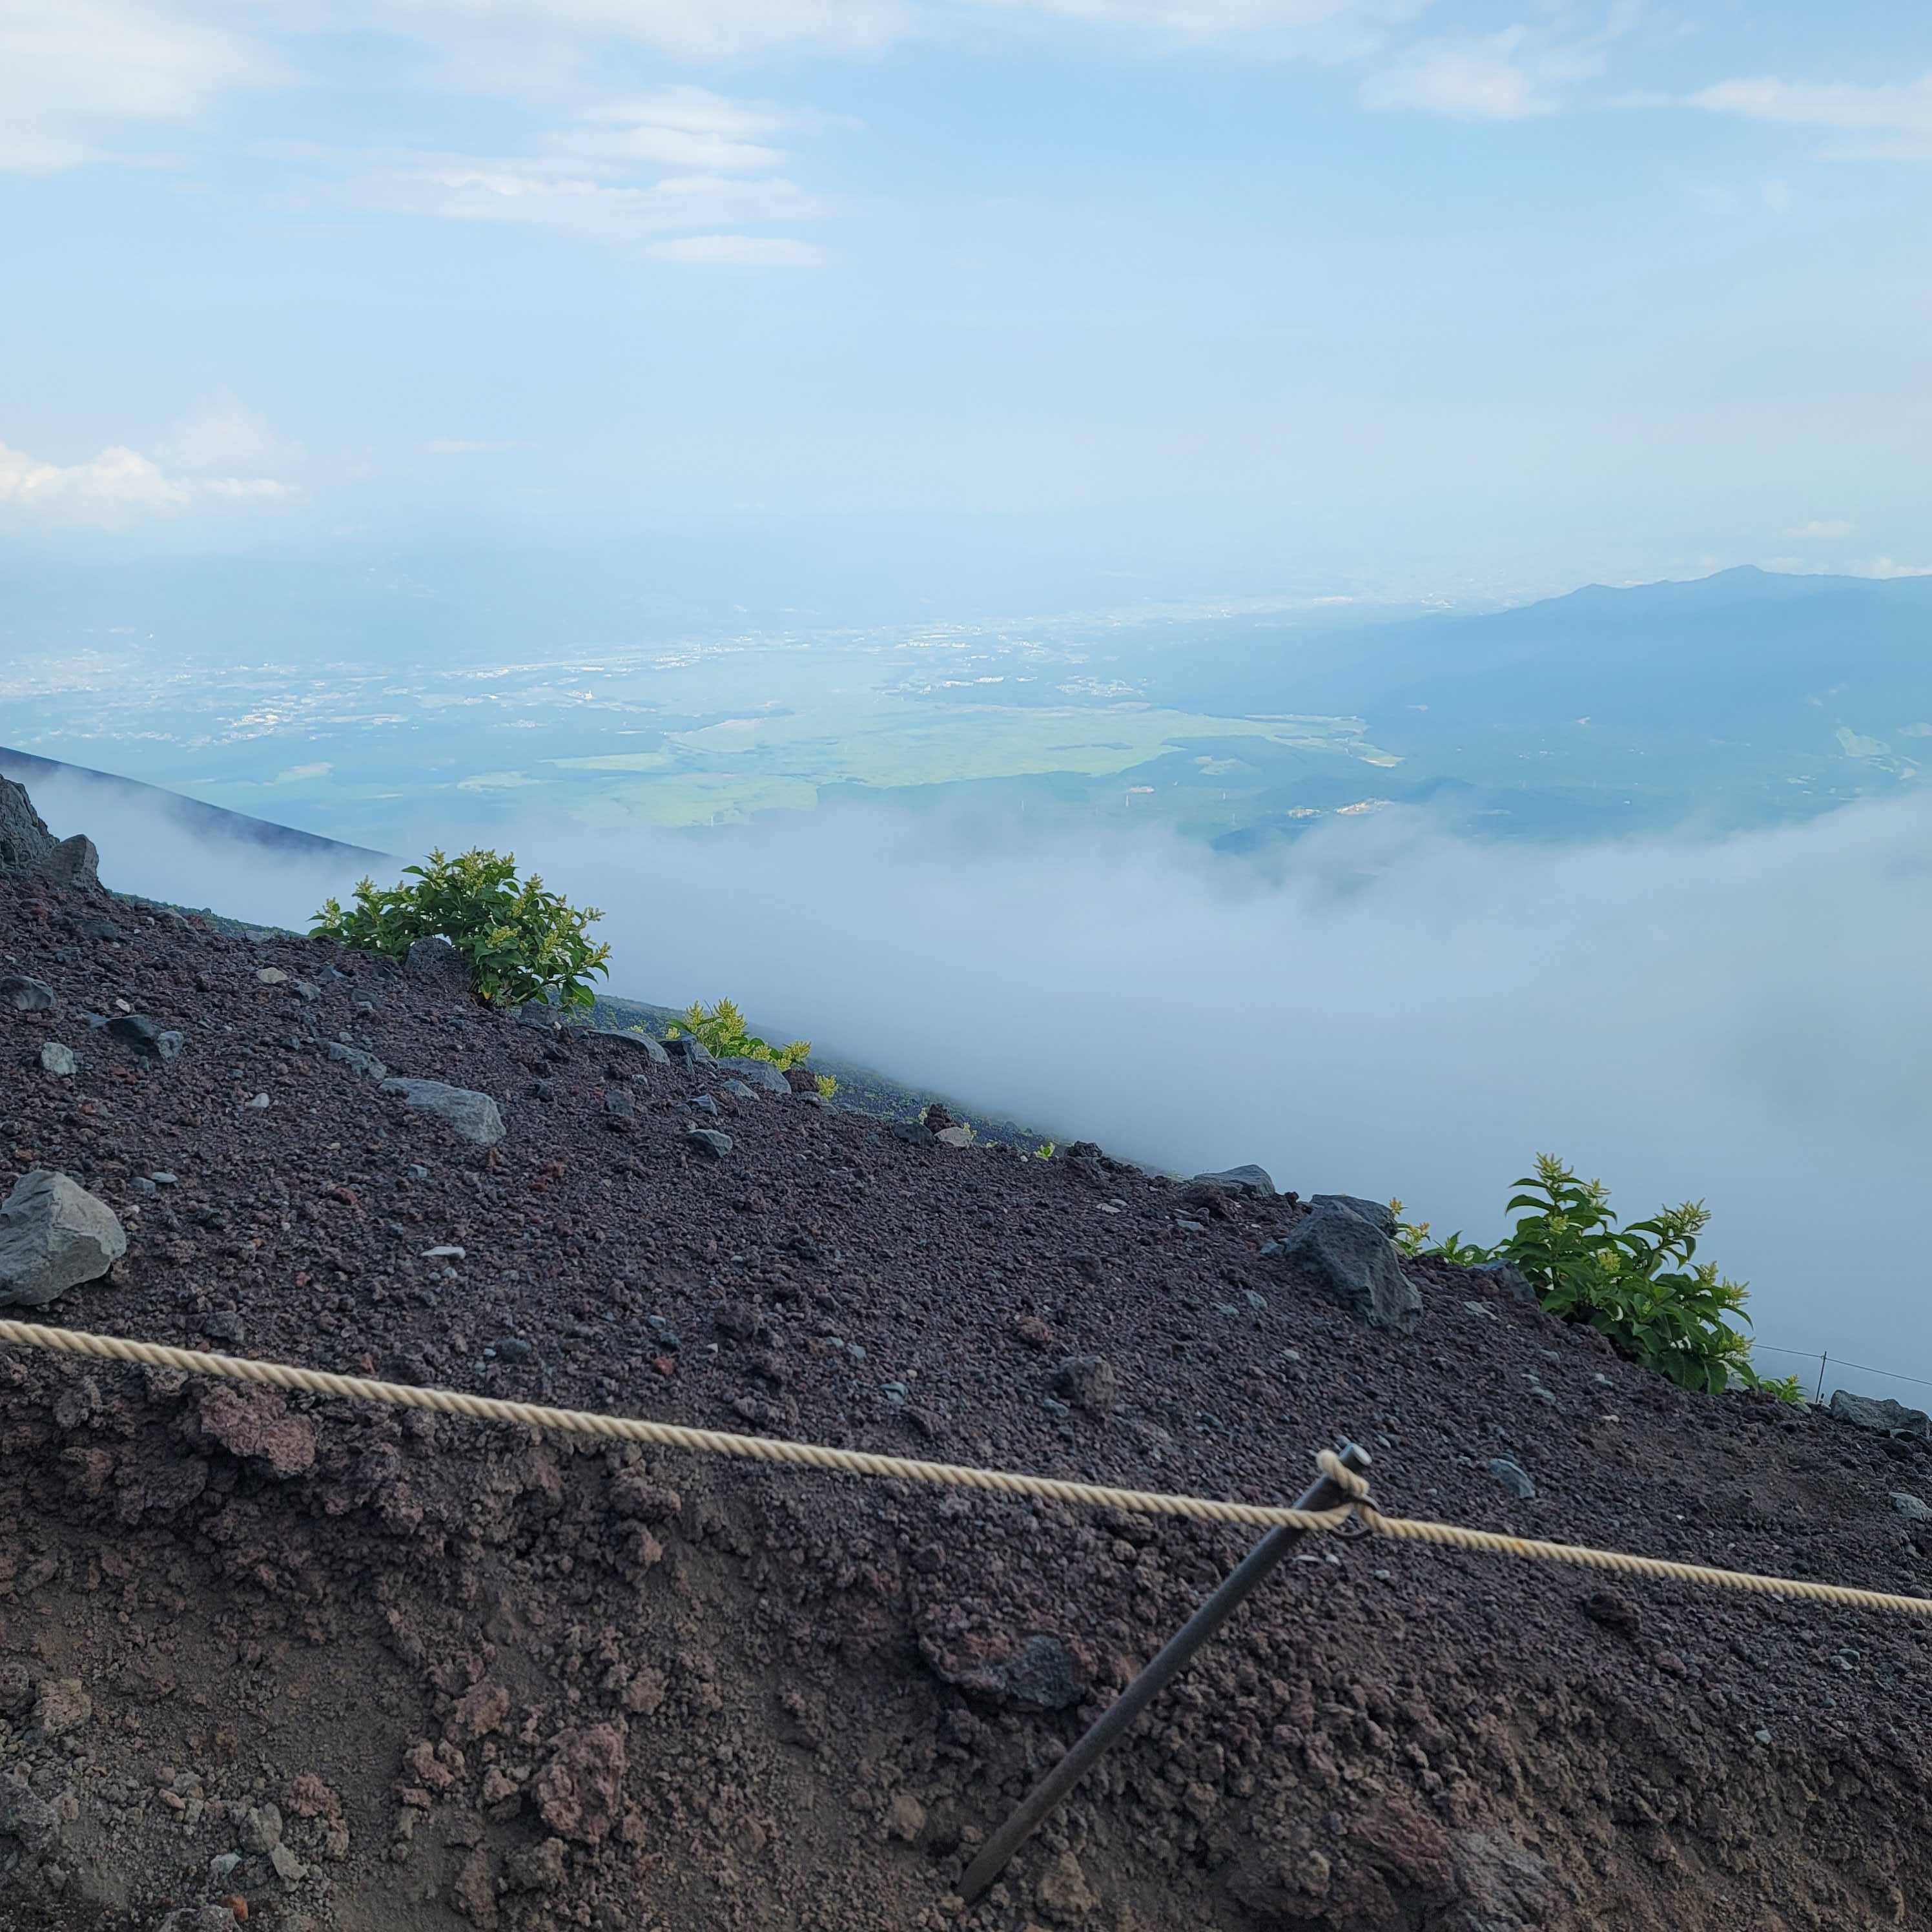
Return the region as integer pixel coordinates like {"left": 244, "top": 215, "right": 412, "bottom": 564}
{"left": 3, "top": 859, "right": 1931, "bottom": 1932}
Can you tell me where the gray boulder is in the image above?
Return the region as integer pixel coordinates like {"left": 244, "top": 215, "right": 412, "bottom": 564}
{"left": 1829, "top": 1390, "right": 1932, "bottom": 1439}
{"left": 600, "top": 1029, "right": 669, "bottom": 1065}
{"left": 1892, "top": 1492, "right": 1931, "bottom": 1521}
{"left": 717, "top": 1055, "right": 790, "bottom": 1096}
{"left": 0, "top": 777, "right": 98, "bottom": 889}
{"left": 39, "top": 1042, "right": 75, "bottom": 1077}
{"left": 1468, "top": 1258, "right": 1538, "bottom": 1303}
{"left": 1308, "top": 1193, "right": 1397, "bottom": 1237}
{"left": 405, "top": 936, "right": 474, "bottom": 998}
{"left": 0, "top": 1170, "right": 128, "bottom": 1308}
{"left": 0, "top": 1777, "right": 60, "bottom": 1874}
{"left": 721, "top": 1078, "right": 759, "bottom": 1104}
{"left": 380, "top": 1078, "right": 506, "bottom": 1146}
{"left": 1, "top": 976, "right": 59, "bottom": 1016}
{"left": 686, "top": 1127, "right": 732, "bottom": 1160}
{"left": 107, "top": 1014, "right": 183, "bottom": 1060}
{"left": 1191, "top": 1164, "right": 1276, "bottom": 1197}
{"left": 1263, "top": 1200, "right": 1421, "bottom": 1330}
{"left": 664, "top": 1035, "right": 715, "bottom": 1067}
{"left": 327, "top": 1042, "right": 388, "bottom": 1080}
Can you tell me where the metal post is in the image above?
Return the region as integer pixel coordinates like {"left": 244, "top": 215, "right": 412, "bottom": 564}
{"left": 1816, "top": 1352, "right": 1828, "bottom": 1406}
{"left": 959, "top": 1439, "right": 1371, "bottom": 1905}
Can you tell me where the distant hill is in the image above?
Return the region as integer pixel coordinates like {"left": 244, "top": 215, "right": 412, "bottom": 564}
{"left": 0, "top": 745, "right": 387, "bottom": 864}
{"left": 1128, "top": 566, "right": 1932, "bottom": 841}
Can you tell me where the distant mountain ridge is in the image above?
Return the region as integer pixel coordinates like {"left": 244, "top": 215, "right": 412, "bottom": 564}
{"left": 0, "top": 745, "right": 387, "bottom": 863}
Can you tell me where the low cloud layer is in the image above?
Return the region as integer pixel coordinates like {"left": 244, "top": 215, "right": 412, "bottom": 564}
{"left": 32, "top": 769, "right": 1932, "bottom": 1401}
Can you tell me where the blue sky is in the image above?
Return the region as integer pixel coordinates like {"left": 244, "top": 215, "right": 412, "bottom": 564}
{"left": 2, "top": 0, "right": 1927, "bottom": 602}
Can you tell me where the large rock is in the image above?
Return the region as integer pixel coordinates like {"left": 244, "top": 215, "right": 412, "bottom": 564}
{"left": 107, "top": 1014, "right": 183, "bottom": 1061}
{"left": 1829, "top": 1390, "right": 1932, "bottom": 1439}
{"left": 716, "top": 1056, "right": 790, "bottom": 1096}
{"left": 1308, "top": 1193, "right": 1397, "bottom": 1237}
{"left": 380, "top": 1078, "right": 506, "bottom": 1147}
{"left": 327, "top": 1042, "right": 387, "bottom": 1080}
{"left": 0, "top": 1169, "right": 128, "bottom": 1308}
{"left": 663, "top": 1035, "right": 714, "bottom": 1067}
{"left": 1468, "top": 1258, "right": 1537, "bottom": 1303}
{"left": 0, "top": 777, "right": 99, "bottom": 889}
{"left": 1263, "top": 1200, "right": 1421, "bottom": 1330}
{"left": 0, "top": 976, "right": 59, "bottom": 1016}
{"left": 1191, "top": 1163, "right": 1276, "bottom": 1197}
{"left": 599, "top": 1029, "right": 669, "bottom": 1065}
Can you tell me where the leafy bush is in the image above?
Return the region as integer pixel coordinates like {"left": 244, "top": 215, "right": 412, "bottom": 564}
{"left": 1399, "top": 1156, "right": 1803, "bottom": 1403}
{"left": 669, "top": 998, "right": 812, "bottom": 1070}
{"left": 313, "top": 849, "right": 611, "bottom": 1012}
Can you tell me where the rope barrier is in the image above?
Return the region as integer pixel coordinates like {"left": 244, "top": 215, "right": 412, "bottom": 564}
{"left": 5, "top": 1317, "right": 1929, "bottom": 1619}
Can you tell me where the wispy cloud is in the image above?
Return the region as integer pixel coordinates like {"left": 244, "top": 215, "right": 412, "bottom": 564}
{"left": 1362, "top": 21, "right": 1609, "bottom": 121}
{"left": 1789, "top": 519, "right": 1853, "bottom": 540}
{"left": 1685, "top": 72, "right": 1932, "bottom": 160}
{"left": 1849, "top": 557, "right": 1932, "bottom": 581}
{"left": 0, "top": 0, "right": 285, "bottom": 174}
{"left": 0, "top": 434, "right": 302, "bottom": 528}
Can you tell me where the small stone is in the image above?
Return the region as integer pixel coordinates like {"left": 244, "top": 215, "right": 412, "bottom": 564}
{"left": 722, "top": 1078, "right": 759, "bottom": 1104}
{"left": 885, "top": 1793, "right": 926, "bottom": 1842}
{"left": 39, "top": 1041, "right": 76, "bottom": 1076}
{"left": 1486, "top": 1457, "right": 1536, "bottom": 1500}
{"left": 934, "top": 1125, "right": 975, "bottom": 1149}
{"left": 688, "top": 1093, "right": 719, "bottom": 1116}
{"left": 33, "top": 1677, "right": 92, "bottom": 1736}
{"left": 1753, "top": 1727, "right": 1773, "bottom": 1745}
{"left": 256, "top": 968, "right": 288, "bottom": 985}
{"left": 495, "top": 1339, "right": 533, "bottom": 1363}
{"left": 423, "top": 1245, "right": 466, "bottom": 1260}
{"left": 292, "top": 980, "right": 320, "bottom": 1002}
{"left": 327, "top": 1042, "right": 387, "bottom": 1080}
{"left": 200, "top": 1311, "right": 246, "bottom": 1344}
{"left": 663, "top": 1034, "right": 714, "bottom": 1065}
{"left": 1244, "top": 1289, "right": 1267, "bottom": 1311}
{"left": 243, "top": 1802, "right": 284, "bottom": 1853}
{"left": 1036, "top": 1847, "right": 1098, "bottom": 1922}
{"left": 245, "top": 1092, "right": 272, "bottom": 1109}
{"left": 270, "top": 1840, "right": 307, "bottom": 1884}
{"left": 1892, "top": 1492, "right": 1931, "bottom": 1521}
{"left": 686, "top": 1127, "right": 733, "bottom": 1160}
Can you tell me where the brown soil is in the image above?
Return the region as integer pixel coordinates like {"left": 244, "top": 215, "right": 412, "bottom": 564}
{"left": 3, "top": 864, "right": 1932, "bottom": 1932}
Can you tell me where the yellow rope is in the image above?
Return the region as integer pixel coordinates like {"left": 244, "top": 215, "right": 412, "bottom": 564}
{"left": 4, "top": 1317, "right": 1927, "bottom": 1619}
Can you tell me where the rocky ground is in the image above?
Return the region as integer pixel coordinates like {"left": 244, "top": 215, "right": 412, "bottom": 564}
{"left": 5, "top": 783, "right": 1932, "bottom": 1932}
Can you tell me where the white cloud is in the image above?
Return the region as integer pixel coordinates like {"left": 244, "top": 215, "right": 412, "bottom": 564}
{"left": 0, "top": 434, "right": 301, "bottom": 528}
{"left": 1789, "top": 519, "right": 1853, "bottom": 540}
{"left": 1849, "top": 557, "right": 1932, "bottom": 581}
{"left": 1363, "top": 25, "right": 1601, "bottom": 120}
{"left": 161, "top": 391, "right": 305, "bottom": 473}
{"left": 392, "top": 0, "right": 913, "bottom": 65}
{"left": 1685, "top": 72, "right": 1932, "bottom": 159}
{"left": 0, "top": 0, "right": 284, "bottom": 174}
{"left": 648, "top": 233, "right": 825, "bottom": 264}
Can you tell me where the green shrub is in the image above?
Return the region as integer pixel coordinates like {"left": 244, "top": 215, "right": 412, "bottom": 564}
{"left": 1401, "top": 1156, "right": 1803, "bottom": 1403}
{"left": 668, "top": 998, "right": 811, "bottom": 1069}
{"left": 312, "top": 849, "right": 611, "bottom": 1012}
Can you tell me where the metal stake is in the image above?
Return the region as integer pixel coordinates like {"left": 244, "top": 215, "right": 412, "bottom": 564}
{"left": 958, "top": 1439, "right": 1372, "bottom": 1905}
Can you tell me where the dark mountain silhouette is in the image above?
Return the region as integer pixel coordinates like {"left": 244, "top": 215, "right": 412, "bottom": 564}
{"left": 0, "top": 745, "right": 387, "bottom": 864}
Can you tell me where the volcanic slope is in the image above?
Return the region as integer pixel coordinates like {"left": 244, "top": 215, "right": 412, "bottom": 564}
{"left": 3, "top": 849, "right": 1932, "bottom": 1932}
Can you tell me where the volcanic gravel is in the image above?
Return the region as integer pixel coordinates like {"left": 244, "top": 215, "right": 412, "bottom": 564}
{"left": 4, "top": 862, "right": 1932, "bottom": 1932}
